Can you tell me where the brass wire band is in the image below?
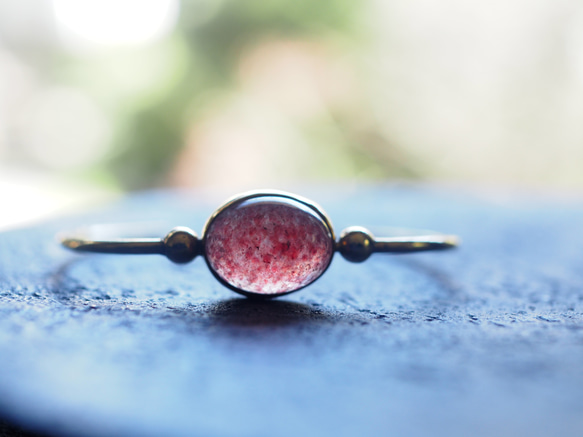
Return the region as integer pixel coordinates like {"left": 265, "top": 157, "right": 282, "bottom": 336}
{"left": 61, "top": 237, "right": 165, "bottom": 255}
{"left": 373, "top": 235, "right": 459, "bottom": 253}
{"left": 60, "top": 233, "right": 458, "bottom": 255}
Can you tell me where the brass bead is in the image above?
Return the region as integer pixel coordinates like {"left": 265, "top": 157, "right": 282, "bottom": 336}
{"left": 338, "top": 227, "right": 374, "bottom": 263}
{"left": 164, "top": 227, "right": 199, "bottom": 264}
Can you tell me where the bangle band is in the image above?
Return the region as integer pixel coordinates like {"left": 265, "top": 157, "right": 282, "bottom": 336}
{"left": 60, "top": 190, "right": 459, "bottom": 298}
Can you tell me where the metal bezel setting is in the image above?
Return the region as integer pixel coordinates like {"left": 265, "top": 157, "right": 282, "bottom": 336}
{"left": 201, "top": 190, "right": 336, "bottom": 298}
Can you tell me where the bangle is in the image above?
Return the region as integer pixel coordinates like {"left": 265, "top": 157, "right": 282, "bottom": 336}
{"left": 60, "top": 190, "right": 459, "bottom": 298}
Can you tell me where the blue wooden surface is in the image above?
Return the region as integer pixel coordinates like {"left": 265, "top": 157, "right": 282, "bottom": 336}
{"left": 0, "top": 186, "right": 582, "bottom": 436}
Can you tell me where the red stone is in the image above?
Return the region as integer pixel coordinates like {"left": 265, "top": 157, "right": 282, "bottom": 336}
{"left": 204, "top": 197, "right": 334, "bottom": 296}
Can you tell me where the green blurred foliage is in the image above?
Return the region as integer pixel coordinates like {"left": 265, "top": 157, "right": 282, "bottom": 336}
{"left": 109, "top": 0, "right": 365, "bottom": 189}
{"left": 54, "top": 0, "right": 420, "bottom": 190}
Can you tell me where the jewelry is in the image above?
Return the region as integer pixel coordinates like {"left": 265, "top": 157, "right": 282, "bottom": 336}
{"left": 60, "top": 190, "right": 459, "bottom": 298}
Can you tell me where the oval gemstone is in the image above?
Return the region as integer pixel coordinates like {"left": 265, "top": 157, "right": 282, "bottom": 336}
{"left": 204, "top": 197, "right": 334, "bottom": 296}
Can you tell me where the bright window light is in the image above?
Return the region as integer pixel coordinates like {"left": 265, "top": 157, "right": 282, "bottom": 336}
{"left": 52, "top": 0, "right": 179, "bottom": 49}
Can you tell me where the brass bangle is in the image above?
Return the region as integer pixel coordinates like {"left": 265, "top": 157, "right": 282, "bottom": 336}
{"left": 60, "top": 190, "right": 459, "bottom": 298}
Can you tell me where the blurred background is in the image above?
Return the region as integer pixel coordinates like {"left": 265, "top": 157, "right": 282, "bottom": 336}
{"left": 1, "top": 0, "right": 583, "bottom": 229}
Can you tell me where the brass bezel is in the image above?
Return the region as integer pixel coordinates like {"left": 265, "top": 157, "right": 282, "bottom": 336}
{"left": 201, "top": 190, "right": 336, "bottom": 299}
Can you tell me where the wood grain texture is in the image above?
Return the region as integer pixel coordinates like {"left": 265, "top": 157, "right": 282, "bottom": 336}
{"left": 0, "top": 186, "right": 582, "bottom": 436}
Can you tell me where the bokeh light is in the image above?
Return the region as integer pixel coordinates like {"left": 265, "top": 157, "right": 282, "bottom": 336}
{"left": 53, "top": 0, "right": 180, "bottom": 50}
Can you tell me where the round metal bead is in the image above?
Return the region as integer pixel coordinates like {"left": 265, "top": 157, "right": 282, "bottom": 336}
{"left": 338, "top": 227, "right": 374, "bottom": 263}
{"left": 164, "top": 227, "right": 199, "bottom": 264}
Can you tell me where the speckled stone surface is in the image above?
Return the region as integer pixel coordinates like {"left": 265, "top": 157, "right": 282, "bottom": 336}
{"left": 205, "top": 198, "right": 333, "bottom": 295}
{"left": 1, "top": 186, "right": 583, "bottom": 437}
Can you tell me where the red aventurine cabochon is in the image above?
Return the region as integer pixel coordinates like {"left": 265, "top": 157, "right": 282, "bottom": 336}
{"left": 204, "top": 197, "right": 335, "bottom": 296}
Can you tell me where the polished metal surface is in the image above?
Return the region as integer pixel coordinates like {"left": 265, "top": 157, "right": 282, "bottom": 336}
{"left": 337, "top": 226, "right": 457, "bottom": 262}
{"left": 61, "top": 236, "right": 165, "bottom": 255}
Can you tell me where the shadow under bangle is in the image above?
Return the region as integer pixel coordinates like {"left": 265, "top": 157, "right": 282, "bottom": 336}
{"left": 60, "top": 190, "right": 459, "bottom": 299}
